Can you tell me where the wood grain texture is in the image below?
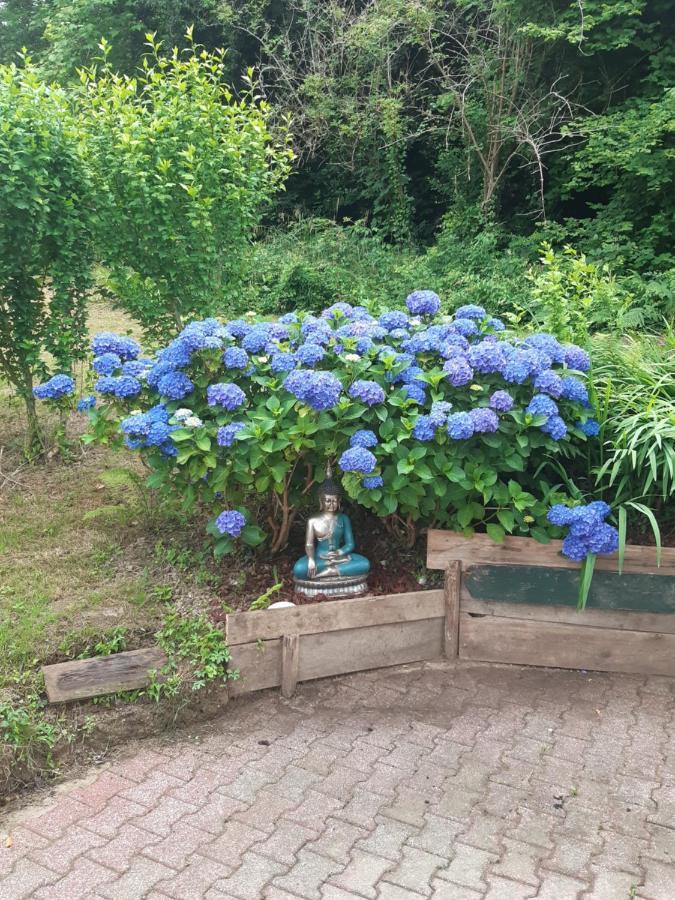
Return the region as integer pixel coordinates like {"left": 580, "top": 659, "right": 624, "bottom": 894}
{"left": 228, "top": 617, "right": 444, "bottom": 695}
{"left": 444, "top": 562, "right": 461, "bottom": 658}
{"left": 43, "top": 647, "right": 167, "bottom": 703}
{"left": 427, "top": 529, "right": 675, "bottom": 576}
{"left": 460, "top": 613, "right": 675, "bottom": 676}
{"left": 462, "top": 565, "right": 675, "bottom": 614}
{"left": 281, "top": 634, "right": 300, "bottom": 698}
{"left": 226, "top": 589, "right": 444, "bottom": 645}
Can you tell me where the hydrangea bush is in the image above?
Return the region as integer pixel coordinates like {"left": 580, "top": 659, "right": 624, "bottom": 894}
{"left": 36, "top": 292, "right": 605, "bottom": 560}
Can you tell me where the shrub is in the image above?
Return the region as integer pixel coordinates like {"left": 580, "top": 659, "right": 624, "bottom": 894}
{"left": 0, "top": 59, "right": 92, "bottom": 452}
{"left": 77, "top": 34, "right": 293, "bottom": 339}
{"left": 55, "top": 292, "right": 602, "bottom": 555}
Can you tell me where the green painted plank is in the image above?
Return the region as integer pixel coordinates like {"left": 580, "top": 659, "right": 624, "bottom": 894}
{"left": 464, "top": 565, "right": 675, "bottom": 614}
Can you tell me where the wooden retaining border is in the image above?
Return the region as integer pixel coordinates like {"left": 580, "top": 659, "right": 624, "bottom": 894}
{"left": 427, "top": 529, "right": 675, "bottom": 677}
{"left": 226, "top": 530, "right": 675, "bottom": 696}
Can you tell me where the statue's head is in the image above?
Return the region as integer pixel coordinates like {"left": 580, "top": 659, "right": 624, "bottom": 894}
{"left": 318, "top": 464, "right": 341, "bottom": 513}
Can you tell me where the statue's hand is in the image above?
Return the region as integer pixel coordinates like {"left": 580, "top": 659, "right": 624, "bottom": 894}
{"left": 307, "top": 558, "right": 317, "bottom": 578}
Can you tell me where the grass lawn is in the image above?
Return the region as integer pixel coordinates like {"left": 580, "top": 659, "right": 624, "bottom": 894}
{"left": 0, "top": 304, "right": 226, "bottom": 796}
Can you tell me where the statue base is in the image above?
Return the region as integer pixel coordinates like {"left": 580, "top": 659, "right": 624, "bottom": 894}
{"left": 293, "top": 574, "right": 368, "bottom": 599}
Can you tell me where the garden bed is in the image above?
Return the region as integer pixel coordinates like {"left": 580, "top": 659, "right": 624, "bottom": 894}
{"left": 226, "top": 529, "right": 675, "bottom": 696}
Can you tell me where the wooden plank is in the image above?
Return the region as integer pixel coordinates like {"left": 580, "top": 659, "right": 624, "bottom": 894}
{"left": 462, "top": 597, "right": 675, "bottom": 633}
{"left": 459, "top": 613, "right": 675, "bottom": 677}
{"left": 229, "top": 617, "right": 444, "bottom": 695}
{"left": 228, "top": 639, "right": 282, "bottom": 696}
{"left": 427, "top": 529, "right": 675, "bottom": 576}
{"left": 281, "top": 635, "right": 300, "bottom": 699}
{"left": 42, "top": 647, "right": 167, "bottom": 703}
{"left": 444, "top": 562, "right": 461, "bottom": 658}
{"left": 297, "top": 618, "right": 443, "bottom": 681}
{"left": 226, "top": 589, "right": 444, "bottom": 646}
{"left": 462, "top": 565, "right": 675, "bottom": 614}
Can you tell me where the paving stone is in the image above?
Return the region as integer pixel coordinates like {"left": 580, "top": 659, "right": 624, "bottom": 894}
{"left": 34, "top": 857, "right": 117, "bottom": 899}
{"left": 70, "top": 772, "right": 137, "bottom": 810}
{"left": 295, "top": 742, "right": 348, "bottom": 776}
{"left": 582, "top": 869, "right": 641, "bottom": 900}
{"left": 255, "top": 821, "right": 319, "bottom": 866}
{"left": 315, "top": 765, "right": 369, "bottom": 799}
{"left": 200, "top": 821, "right": 267, "bottom": 867}
{"left": 484, "top": 876, "right": 538, "bottom": 899}
{"left": 432, "top": 788, "right": 481, "bottom": 822}
{"left": 360, "top": 763, "right": 409, "bottom": 798}
{"left": 219, "top": 768, "right": 279, "bottom": 803}
{"left": 408, "top": 814, "right": 464, "bottom": 858}
{"left": 87, "top": 822, "right": 162, "bottom": 872}
{"left": 534, "top": 871, "right": 589, "bottom": 899}
{"left": 180, "top": 793, "right": 246, "bottom": 835}
{"left": 381, "top": 789, "right": 432, "bottom": 828}
{"left": 155, "top": 856, "right": 233, "bottom": 900}
{"left": 305, "top": 818, "right": 368, "bottom": 864}
{"left": 640, "top": 858, "right": 675, "bottom": 900}
{"left": 384, "top": 846, "right": 445, "bottom": 892}
{"left": 143, "top": 820, "right": 212, "bottom": 869}
{"left": 274, "top": 766, "right": 324, "bottom": 801}
{"left": 459, "top": 814, "right": 509, "bottom": 854}
{"left": 110, "top": 750, "right": 170, "bottom": 783}
{"left": 357, "top": 819, "right": 419, "bottom": 861}
{"left": 328, "top": 849, "right": 394, "bottom": 898}
{"left": 235, "top": 790, "right": 303, "bottom": 833}
{"left": 541, "top": 836, "right": 594, "bottom": 879}
{"left": 97, "top": 855, "right": 177, "bottom": 899}
{"left": 22, "top": 796, "right": 92, "bottom": 840}
{"left": 80, "top": 796, "right": 149, "bottom": 838}
{"left": 435, "top": 843, "right": 497, "bottom": 891}
{"left": 169, "top": 769, "right": 232, "bottom": 806}
{"left": 212, "top": 852, "right": 288, "bottom": 900}
{"left": 338, "top": 789, "right": 388, "bottom": 827}
{"left": 491, "top": 838, "right": 547, "bottom": 887}
{"left": 272, "top": 849, "right": 345, "bottom": 900}
{"left": 130, "top": 796, "right": 198, "bottom": 837}
{"left": 27, "top": 823, "right": 106, "bottom": 875}
{"left": 429, "top": 878, "right": 483, "bottom": 899}
{"left": 0, "top": 857, "right": 59, "bottom": 899}
{"left": 378, "top": 884, "right": 428, "bottom": 899}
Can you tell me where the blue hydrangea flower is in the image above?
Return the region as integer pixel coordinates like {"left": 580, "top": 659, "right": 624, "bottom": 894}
{"left": 225, "top": 320, "right": 253, "bottom": 339}
{"left": 454, "top": 304, "right": 486, "bottom": 320}
{"left": 279, "top": 312, "right": 298, "bottom": 325}
{"left": 295, "top": 343, "right": 325, "bottom": 367}
{"left": 322, "top": 302, "right": 354, "bottom": 319}
{"left": 379, "top": 310, "right": 409, "bottom": 331}
{"left": 350, "top": 430, "right": 378, "bottom": 449}
{"left": 561, "top": 376, "right": 589, "bottom": 405}
{"left": 158, "top": 339, "right": 193, "bottom": 368}
{"left": 271, "top": 352, "right": 297, "bottom": 374}
{"left": 93, "top": 353, "right": 122, "bottom": 376}
{"left": 33, "top": 373, "right": 75, "bottom": 400}
{"left": 223, "top": 346, "right": 249, "bottom": 370}
{"left": 406, "top": 290, "right": 441, "bottom": 316}
{"left": 443, "top": 357, "right": 474, "bottom": 387}
{"left": 587, "top": 523, "right": 619, "bottom": 555}
{"left": 501, "top": 351, "right": 532, "bottom": 384}
{"left": 489, "top": 390, "right": 514, "bottom": 412}
{"left": 338, "top": 447, "right": 377, "bottom": 474}
{"left": 207, "top": 382, "right": 246, "bottom": 410}
{"left": 547, "top": 504, "right": 575, "bottom": 526}
{"left": 403, "top": 384, "right": 427, "bottom": 404}
{"left": 77, "top": 395, "right": 96, "bottom": 412}
{"left": 362, "top": 475, "right": 384, "bottom": 489}
{"left": 541, "top": 415, "right": 568, "bottom": 440}
{"left": 469, "top": 407, "right": 499, "bottom": 433}
{"left": 534, "top": 369, "right": 564, "bottom": 398}
{"left": 587, "top": 500, "right": 612, "bottom": 519}
{"left": 95, "top": 375, "right": 142, "bottom": 399}
{"left": 468, "top": 341, "right": 506, "bottom": 374}
{"left": 451, "top": 318, "right": 479, "bottom": 338}
{"left": 562, "top": 534, "right": 589, "bottom": 562}
{"left": 447, "top": 412, "right": 475, "bottom": 440}
{"left": 241, "top": 328, "right": 271, "bottom": 354}
{"left": 284, "top": 370, "right": 342, "bottom": 411}
{"left": 522, "top": 333, "right": 565, "bottom": 363}
{"left": 577, "top": 419, "right": 600, "bottom": 436}
{"left": 122, "top": 359, "right": 152, "bottom": 378}
{"left": 215, "top": 509, "right": 246, "bottom": 537}
{"left": 564, "top": 344, "right": 591, "bottom": 372}
{"left": 157, "top": 372, "right": 193, "bottom": 401}
{"left": 526, "top": 394, "right": 559, "bottom": 419}
{"left": 217, "top": 422, "right": 246, "bottom": 447}
{"left": 429, "top": 400, "right": 453, "bottom": 426}
{"left": 487, "top": 317, "right": 506, "bottom": 331}
{"left": 412, "top": 415, "right": 437, "bottom": 441}
{"left": 91, "top": 332, "right": 140, "bottom": 361}
{"left": 348, "top": 380, "right": 385, "bottom": 406}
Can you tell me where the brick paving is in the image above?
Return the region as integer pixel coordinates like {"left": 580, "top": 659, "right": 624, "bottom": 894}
{"left": 2, "top": 660, "right": 674, "bottom": 899}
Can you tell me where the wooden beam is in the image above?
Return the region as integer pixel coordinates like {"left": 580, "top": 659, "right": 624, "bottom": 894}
{"left": 226, "top": 589, "right": 444, "bottom": 646}
{"left": 281, "top": 635, "right": 300, "bottom": 699}
{"left": 42, "top": 647, "right": 167, "bottom": 704}
{"left": 427, "top": 529, "right": 675, "bottom": 576}
{"left": 443, "top": 561, "right": 461, "bottom": 658}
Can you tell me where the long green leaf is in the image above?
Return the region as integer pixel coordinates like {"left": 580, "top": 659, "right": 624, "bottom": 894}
{"left": 577, "top": 553, "right": 596, "bottom": 611}
{"left": 626, "top": 502, "right": 662, "bottom": 566}
{"left": 617, "top": 505, "right": 626, "bottom": 576}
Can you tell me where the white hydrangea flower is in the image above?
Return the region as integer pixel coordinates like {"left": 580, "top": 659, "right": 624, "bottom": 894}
{"left": 173, "top": 408, "right": 193, "bottom": 421}
{"left": 184, "top": 416, "right": 203, "bottom": 428}
{"left": 344, "top": 353, "right": 360, "bottom": 362}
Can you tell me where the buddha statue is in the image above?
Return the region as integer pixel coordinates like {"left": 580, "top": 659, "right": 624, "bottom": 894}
{"left": 293, "top": 468, "right": 370, "bottom": 598}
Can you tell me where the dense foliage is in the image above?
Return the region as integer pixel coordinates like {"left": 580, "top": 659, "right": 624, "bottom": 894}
{"left": 77, "top": 36, "right": 293, "bottom": 339}
{"left": 0, "top": 59, "right": 92, "bottom": 450}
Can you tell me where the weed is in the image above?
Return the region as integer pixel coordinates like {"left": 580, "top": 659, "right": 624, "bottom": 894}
{"left": 249, "top": 568, "right": 283, "bottom": 611}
